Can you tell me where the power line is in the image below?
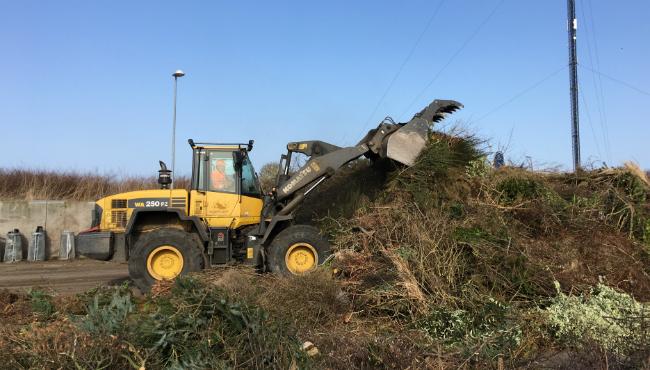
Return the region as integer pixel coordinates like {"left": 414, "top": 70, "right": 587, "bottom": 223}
{"left": 474, "top": 66, "right": 567, "bottom": 122}
{"left": 578, "top": 80, "right": 603, "bottom": 159}
{"left": 356, "top": 0, "right": 446, "bottom": 138}
{"left": 398, "top": 0, "right": 506, "bottom": 120}
{"left": 580, "top": 65, "right": 650, "bottom": 97}
{"left": 586, "top": 0, "right": 610, "bottom": 156}
{"left": 580, "top": 0, "right": 611, "bottom": 160}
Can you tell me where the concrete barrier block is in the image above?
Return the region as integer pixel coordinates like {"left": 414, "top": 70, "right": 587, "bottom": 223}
{"left": 64, "top": 202, "right": 95, "bottom": 232}
{"left": 0, "top": 200, "right": 94, "bottom": 259}
{"left": 45, "top": 201, "right": 66, "bottom": 259}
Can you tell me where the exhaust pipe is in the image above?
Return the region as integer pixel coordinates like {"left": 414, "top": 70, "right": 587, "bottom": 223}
{"left": 158, "top": 161, "right": 172, "bottom": 189}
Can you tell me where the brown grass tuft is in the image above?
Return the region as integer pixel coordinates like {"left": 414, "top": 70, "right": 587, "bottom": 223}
{"left": 623, "top": 161, "right": 650, "bottom": 187}
{"left": 0, "top": 168, "right": 190, "bottom": 201}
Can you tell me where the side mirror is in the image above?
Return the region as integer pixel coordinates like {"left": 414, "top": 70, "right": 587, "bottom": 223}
{"left": 234, "top": 151, "right": 244, "bottom": 170}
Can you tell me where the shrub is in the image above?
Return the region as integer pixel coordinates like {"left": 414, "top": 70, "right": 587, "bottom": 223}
{"left": 546, "top": 281, "right": 650, "bottom": 356}
{"left": 29, "top": 289, "right": 55, "bottom": 320}
{"left": 123, "top": 277, "right": 303, "bottom": 369}
{"left": 418, "top": 298, "right": 523, "bottom": 359}
{"left": 79, "top": 287, "right": 135, "bottom": 336}
{"left": 258, "top": 162, "right": 280, "bottom": 193}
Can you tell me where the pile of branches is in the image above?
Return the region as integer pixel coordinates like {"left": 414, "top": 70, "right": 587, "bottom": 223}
{"left": 321, "top": 132, "right": 650, "bottom": 368}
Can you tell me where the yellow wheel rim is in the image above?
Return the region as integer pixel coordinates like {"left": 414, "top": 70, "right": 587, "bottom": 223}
{"left": 146, "top": 245, "right": 184, "bottom": 280}
{"left": 285, "top": 243, "right": 318, "bottom": 274}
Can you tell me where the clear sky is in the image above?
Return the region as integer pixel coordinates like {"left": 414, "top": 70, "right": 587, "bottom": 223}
{"left": 1, "top": 0, "right": 648, "bottom": 176}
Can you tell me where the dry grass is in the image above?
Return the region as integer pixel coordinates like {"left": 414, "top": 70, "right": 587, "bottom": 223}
{"left": 623, "top": 161, "right": 649, "bottom": 187}
{"left": 0, "top": 168, "right": 190, "bottom": 201}
{"left": 0, "top": 319, "right": 135, "bottom": 369}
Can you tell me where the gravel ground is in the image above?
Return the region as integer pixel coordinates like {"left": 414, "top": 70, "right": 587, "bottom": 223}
{"left": 0, "top": 259, "right": 129, "bottom": 295}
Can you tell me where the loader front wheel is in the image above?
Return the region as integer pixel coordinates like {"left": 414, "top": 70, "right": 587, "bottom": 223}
{"left": 267, "top": 225, "right": 331, "bottom": 275}
{"left": 128, "top": 228, "right": 204, "bottom": 292}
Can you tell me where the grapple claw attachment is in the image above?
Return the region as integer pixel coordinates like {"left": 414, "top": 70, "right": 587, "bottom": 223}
{"left": 384, "top": 100, "right": 463, "bottom": 166}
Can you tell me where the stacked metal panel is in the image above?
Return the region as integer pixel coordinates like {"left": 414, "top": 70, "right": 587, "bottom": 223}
{"left": 28, "top": 226, "right": 46, "bottom": 261}
{"left": 59, "top": 231, "right": 76, "bottom": 260}
{"left": 3, "top": 229, "right": 23, "bottom": 262}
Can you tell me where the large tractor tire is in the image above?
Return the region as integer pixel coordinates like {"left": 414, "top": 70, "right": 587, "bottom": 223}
{"left": 128, "top": 228, "right": 205, "bottom": 292}
{"left": 267, "top": 225, "right": 331, "bottom": 275}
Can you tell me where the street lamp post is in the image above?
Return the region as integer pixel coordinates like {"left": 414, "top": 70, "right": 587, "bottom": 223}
{"left": 171, "top": 69, "right": 185, "bottom": 189}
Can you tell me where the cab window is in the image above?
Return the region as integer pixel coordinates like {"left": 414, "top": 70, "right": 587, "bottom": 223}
{"left": 241, "top": 157, "right": 261, "bottom": 197}
{"left": 194, "top": 148, "right": 207, "bottom": 191}
{"left": 208, "top": 151, "right": 236, "bottom": 193}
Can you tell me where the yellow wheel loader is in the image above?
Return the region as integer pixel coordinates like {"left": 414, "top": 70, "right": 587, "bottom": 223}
{"left": 76, "top": 100, "right": 462, "bottom": 291}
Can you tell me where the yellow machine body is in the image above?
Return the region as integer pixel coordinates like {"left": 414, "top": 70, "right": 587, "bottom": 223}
{"left": 83, "top": 142, "right": 266, "bottom": 271}
{"left": 97, "top": 189, "right": 263, "bottom": 231}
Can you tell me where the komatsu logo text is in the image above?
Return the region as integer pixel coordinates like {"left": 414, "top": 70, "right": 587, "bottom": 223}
{"left": 281, "top": 165, "right": 312, "bottom": 194}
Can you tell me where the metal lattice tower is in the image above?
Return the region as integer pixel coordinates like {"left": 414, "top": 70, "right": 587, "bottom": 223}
{"left": 567, "top": 0, "right": 581, "bottom": 171}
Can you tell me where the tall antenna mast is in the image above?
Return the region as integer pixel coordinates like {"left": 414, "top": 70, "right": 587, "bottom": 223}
{"left": 567, "top": 0, "right": 581, "bottom": 171}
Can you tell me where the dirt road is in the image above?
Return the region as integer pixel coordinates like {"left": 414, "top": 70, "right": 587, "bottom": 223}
{"left": 0, "top": 259, "right": 129, "bottom": 295}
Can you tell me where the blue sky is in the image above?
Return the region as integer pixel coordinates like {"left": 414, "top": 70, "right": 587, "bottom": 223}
{"left": 1, "top": 0, "right": 648, "bottom": 176}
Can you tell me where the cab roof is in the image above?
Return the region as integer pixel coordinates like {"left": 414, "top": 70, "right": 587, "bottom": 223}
{"left": 188, "top": 139, "right": 254, "bottom": 151}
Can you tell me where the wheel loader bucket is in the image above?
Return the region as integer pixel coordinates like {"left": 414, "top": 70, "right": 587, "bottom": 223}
{"left": 385, "top": 100, "right": 463, "bottom": 166}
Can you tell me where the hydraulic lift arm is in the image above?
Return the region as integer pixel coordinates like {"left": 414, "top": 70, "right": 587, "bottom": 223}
{"left": 268, "top": 99, "right": 463, "bottom": 218}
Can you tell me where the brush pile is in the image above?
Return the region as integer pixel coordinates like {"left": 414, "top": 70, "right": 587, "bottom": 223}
{"left": 320, "top": 133, "right": 650, "bottom": 368}
{"left": 1, "top": 132, "right": 649, "bottom": 369}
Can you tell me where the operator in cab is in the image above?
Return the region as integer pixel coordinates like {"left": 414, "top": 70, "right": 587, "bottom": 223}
{"left": 210, "top": 158, "right": 235, "bottom": 192}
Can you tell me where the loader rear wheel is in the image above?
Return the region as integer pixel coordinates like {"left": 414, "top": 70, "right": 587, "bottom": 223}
{"left": 267, "top": 225, "right": 331, "bottom": 275}
{"left": 128, "top": 228, "right": 204, "bottom": 292}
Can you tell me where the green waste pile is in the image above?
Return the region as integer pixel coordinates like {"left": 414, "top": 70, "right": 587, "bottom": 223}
{"left": 1, "top": 132, "right": 650, "bottom": 369}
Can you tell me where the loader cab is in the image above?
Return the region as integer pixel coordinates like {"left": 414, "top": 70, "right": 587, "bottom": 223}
{"left": 187, "top": 139, "right": 264, "bottom": 229}
{"left": 189, "top": 139, "right": 261, "bottom": 197}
